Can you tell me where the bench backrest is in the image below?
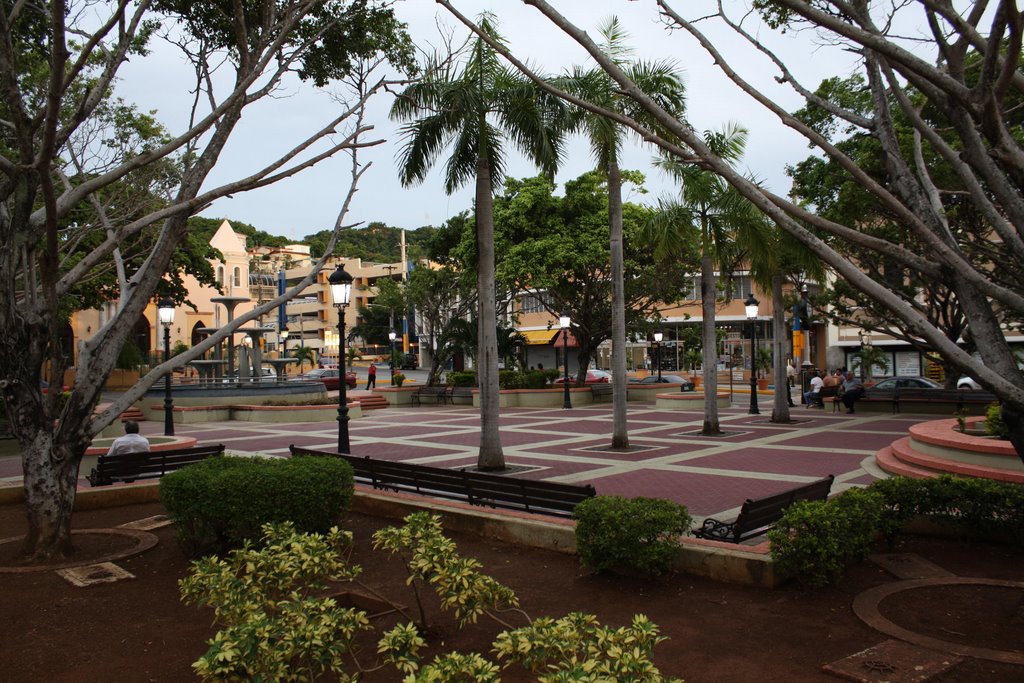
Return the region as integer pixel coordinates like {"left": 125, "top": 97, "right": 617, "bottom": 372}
{"left": 92, "top": 444, "right": 225, "bottom": 484}
{"left": 290, "top": 446, "right": 595, "bottom": 517}
{"left": 730, "top": 475, "right": 834, "bottom": 542}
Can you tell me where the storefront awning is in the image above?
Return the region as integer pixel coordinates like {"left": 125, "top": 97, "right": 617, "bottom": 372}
{"left": 521, "top": 329, "right": 558, "bottom": 345}
{"left": 551, "top": 329, "right": 579, "bottom": 348}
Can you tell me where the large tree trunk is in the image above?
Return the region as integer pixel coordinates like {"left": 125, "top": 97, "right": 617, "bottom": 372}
{"left": 607, "top": 162, "right": 629, "bottom": 449}
{"left": 21, "top": 434, "right": 81, "bottom": 561}
{"left": 700, "top": 254, "right": 721, "bottom": 435}
{"left": 475, "top": 157, "right": 505, "bottom": 470}
{"left": 770, "top": 274, "right": 791, "bottom": 423}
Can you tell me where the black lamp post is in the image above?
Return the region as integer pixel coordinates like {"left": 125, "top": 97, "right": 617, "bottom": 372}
{"left": 329, "top": 263, "right": 353, "bottom": 453}
{"left": 745, "top": 294, "right": 760, "bottom": 415}
{"left": 653, "top": 330, "right": 664, "bottom": 382}
{"left": 560, "top": 310, "right": 572, "bottom": 409}
{"left": 280, "top": 325, "right": 289, "bottom": 380}
{"left": 389, "top": 329, "right": 398, "bottom": 385}
{"left": 158, "top": 298, "right": 175, "bottom": 436}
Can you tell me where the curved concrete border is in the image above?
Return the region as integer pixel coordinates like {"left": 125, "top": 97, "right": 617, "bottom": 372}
{"left": 656, "top": 392, "right": 731, "bottom": 409}
{"left": 86, "top": 435, "right": 198, "bottom": 456}
{"left": 853, "top": 577, "right": 1024, "bottom": 664}
{"left": 876, "top": 417, "right": 1023, "bottom": 481}
{"left": 0, "top": 527, "right": 158, "bottom": 573}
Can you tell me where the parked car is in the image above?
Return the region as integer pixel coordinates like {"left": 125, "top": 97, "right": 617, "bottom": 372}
{"left": 399, "top": 353, "right": 418, "bottom": 370}
{"left": 292, "top": 368, "right": 357, "bottom": 390}
{"left": 554, "top": 369, "right": 612, "bottom": 384}
{"left": 867, "top": 376, "right": 941, "bottom": 391}
{"left": 637, "top": 374, "right": 696, "bottom": 391}
{"left": 957, "top": 376, "right": 983, "bottom": 390}
{"left": 223, "top": 367, "right": 278, "bottom": 383}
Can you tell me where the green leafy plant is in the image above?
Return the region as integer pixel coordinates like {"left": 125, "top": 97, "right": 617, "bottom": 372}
{"left": 754, "top": 346, "right": 773, "bottom": 375}
{"left": 161, "top": 455, "right": 354, "bottom": 556}
{"left": 574, "top": 496, "right": 691, "bottom": 576}
{"left": 768, "top": 487, "right": 884, "bottom": 587}
{"left": 498, "top": 370, "right": 527, "bottom": 389}
{"left": 985, "top": 402, "right": 1010, "bottom": 439}
{"left": 446, "top": 370, "right": 477, "bottom": 387}
{"left": 524, "top": 370, "right": 550, "bottom": 389}
{"left": 180, "top": 522, "right": 370, "bottom": 681}
{"left": 392, "top": 372, "right": 406, "bottom": 387}
{"left": 954, "top": 408, "right": 967, "bottom": 433}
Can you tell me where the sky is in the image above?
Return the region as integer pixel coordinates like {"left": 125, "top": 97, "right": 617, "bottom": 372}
{"left": 118, "top": 1, "right": 855, "bottom": 242}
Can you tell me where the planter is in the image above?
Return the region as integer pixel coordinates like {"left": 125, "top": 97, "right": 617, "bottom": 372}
{"left": 757, "top": 379, "right": 770, "bottom": 391}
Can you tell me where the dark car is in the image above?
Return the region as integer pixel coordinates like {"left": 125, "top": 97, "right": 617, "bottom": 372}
{"left": 868, "top": 376, "right": 940, "bottom": 391}
{"left": 293, "top": 368, "right": 357, "bottom": 390}
{"left": 638, "top": 374, "right": 696, "bottom": 391}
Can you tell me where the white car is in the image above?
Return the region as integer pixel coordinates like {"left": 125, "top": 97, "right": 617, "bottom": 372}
{"left": 957, "top": 376, "right": 982, "bottom": 390}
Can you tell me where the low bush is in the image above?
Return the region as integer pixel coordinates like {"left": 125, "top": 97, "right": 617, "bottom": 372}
{"left": 574, "top": 496, "right": 691, "bottom": 576}
{"left": 768, "top": 488, "right": 884, "bottom": 587}
{"left": 985, "top": 401, "right": 1010, "bottom": 439}
{"left": 524, "top": 370, "right": 549, "bottom": 389}
{"left": 161, "top": 455, "right": 354, "bottom": 556}
{"left": 446, "top": 371, "right": 477, "bottom": 387}
{"left": 498, "top": 370, "right": 526, "bottom": 389}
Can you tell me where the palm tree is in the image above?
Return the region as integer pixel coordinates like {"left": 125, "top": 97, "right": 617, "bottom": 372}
{"left": 646, "top": 124, "right": 759, "bottom": 435}
{"left": 557, "top": 17, "right": 685, "bottom": 450}
{"left": 391, "top": 16, "right": 566, "bottom": 470}
{"left": 291, "top": 346, "right": 315, "bottom": 373}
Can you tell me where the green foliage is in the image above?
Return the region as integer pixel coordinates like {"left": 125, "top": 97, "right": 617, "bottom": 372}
{"left": 171, "top": 340, "right": 189, "bottom": 357}
{"left": 393, "top": 373, "right": 406, "bottom": 387}
{"left": 402, "top": 653, "right": 501, "bottom": 682}
{"left": 180, "top": 522, "right": 366, "bottom": 682}
{"left": 986, "top": 402, "right": 1010, "bottom": 439}
{"left": 291, "top": 345, "right": 315, "bottom": 372}
{"left": 372, "top": 512, "right": 519, "bottom": 629}
{"left": 446, "top": 371, "right": 477, "bottom": 388}
{"left": 494, "top": 612, "right": 681, "bottom": 683}
{"left": 574, "top": 496, "right": 691, "bottom": 576}
{"left": 768, "top": 488, "right": 884, "bottom": 587}
{"left": 869, "top": 475, "right": 1024, "bottom": 544}
{"left": 524, "top": 370, "right": 552, "bottom": 389}
{"left": 857, "top": 345, "right": 890, "bottom": 379}
{"left": 754, "top": 346, "right": 773, "bottom": 374}
{"left": 498, "top": 370, "right": 526, "bottom": 389}
{"left": 161, "top": 456, "right": 354, "bottom": 556}
{"left": 115, "top": 338, "right": 144, "bottom": 370}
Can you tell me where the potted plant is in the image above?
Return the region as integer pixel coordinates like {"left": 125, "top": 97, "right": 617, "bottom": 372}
{"left": 683, "top": 348, "right": 703, "bottom": 387}
{"left": 392, "top": 372, "right": 406, "bottom": 387}
{"left": 755, "top": 347, "right": 773, "bottom": 390}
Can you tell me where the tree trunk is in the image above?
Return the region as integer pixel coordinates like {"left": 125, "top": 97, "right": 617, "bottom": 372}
{"left": 475, "top": 157, "right": 505, "bottom": 470}
{"left": 770, "top": 274, "right": 792, "bottom": 423}
{"left": 21, "top": 433, "right": 81, "bottom": 561}
{"left": 700, "top": 254, "right": 721, "bottom": 435}
{"left": 607, "top": 162, "right": 629, "bottom": 449}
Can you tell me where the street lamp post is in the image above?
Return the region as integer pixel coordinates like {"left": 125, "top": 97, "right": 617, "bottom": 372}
{"left": 859, "top": 331, "right": 871, "bottom": 380}
{"left": 328, "top": 263, "right": 354, "bottom": 454}
{"left": 653, "top": 330, "right": 664, "bottom": 382}
{"left": 389, "top": 329, "right": 398, "bottom": 385}
{"left": 560, "top": 310, "right": 572, "bottom": 409}
{"left": 158, "top": 298, "right": 175, "bottom": 436}
{"left": 280, "top": 325, "right": 289, "bottom": 380}
{"left": 745, "top": 294, "right": 760, "bottom": 415}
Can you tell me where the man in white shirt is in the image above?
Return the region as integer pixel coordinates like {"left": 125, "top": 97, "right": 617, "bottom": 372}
{"left": 107, "top": 421, "right": 151, "bottom": 456}
{"left": 804, "top": 370, "right": 825, "bottom": 408}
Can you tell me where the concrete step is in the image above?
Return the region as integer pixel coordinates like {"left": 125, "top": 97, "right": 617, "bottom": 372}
{"left": 875, "top": 445, "right": 938, "bottom": 479}
{"left": 119, "top": 408, "right": 146, "bottom": 422}
{"left": 357, "top": 396, "right": 389, "bottom": 410}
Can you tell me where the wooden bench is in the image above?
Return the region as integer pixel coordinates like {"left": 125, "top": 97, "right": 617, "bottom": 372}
{"left": 87, "top": 443, "right": 225, "bottom": 486}
{"left": 865, "top": 388, "right": 997, "bottom": 414}
{"left": 693, "top": 475, "right": 835, "bottom": 543}
{"left": 808, "top": 385, "right": 841, "bottom": 411}
{"left": 590, "top": 383, "right": 613, "bottom": 401}
{"left": 410, "top": 385, "right": 452, "bottom": 406}
{"left": 289, "top": 446, "right": 596, "bottom": 518}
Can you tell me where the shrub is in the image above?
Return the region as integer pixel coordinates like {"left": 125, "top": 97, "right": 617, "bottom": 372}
{"left": 393, "top": 372, "right": 406, "bottom": 387}
{"left": 574, "top": 496, "right": 691, "bottom": 576}
{"left": 524, "top": 370, "right": 549, "bottom": 389}
{"left": 985, "top": 401, "right": 1010, "bottom": 439}
{"left": 768, "top": 488, "right": 884, "bottom": 587}
{"left": 161, "top": 455, "right": 354, "bottom": 556}
{"left": 446, "top": 371, "right": 477, "bottom": 387}
{"left": 498, "top": 370, "right": 526, "bottom": 389}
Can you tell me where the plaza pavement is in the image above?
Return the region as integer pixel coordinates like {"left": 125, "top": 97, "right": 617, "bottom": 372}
{"left": 0, "top": 398, "right": 920, "bottom": 525}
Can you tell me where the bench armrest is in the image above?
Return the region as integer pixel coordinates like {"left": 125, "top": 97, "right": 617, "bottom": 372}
{"left": 693, "top": 517, "right": 735, "bottom": 542}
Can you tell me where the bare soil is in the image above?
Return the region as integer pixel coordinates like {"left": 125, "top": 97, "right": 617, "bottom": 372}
{"left": 1, "top": 501, "right": 1023, "bottom": 682}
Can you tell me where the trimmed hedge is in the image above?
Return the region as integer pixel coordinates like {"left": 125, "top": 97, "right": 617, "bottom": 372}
{"left": 161, "top": 456, "right": 354, "bottom": 556}
{"left": 574, "top": 495, "right": 691, "bottom": 577}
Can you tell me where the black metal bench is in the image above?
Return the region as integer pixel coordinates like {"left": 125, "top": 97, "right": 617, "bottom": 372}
{"left": 87, "top": 443, "right": 225, "bottom": 486}
{"left": 591, "top": 383, "right": 613, "bottom": 401}
{"left": 289, "top": 446, "right": 596, "bottom": 518}
{"left": 864, "top": 388, "right": 997, "bottom": 414}
{"left": 410, "top": 385, "right": 452, "bottom": 406}
{"left": 693, "top": 475, "right": 835, "bottom": 543}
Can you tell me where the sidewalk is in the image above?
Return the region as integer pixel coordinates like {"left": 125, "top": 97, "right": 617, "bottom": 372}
{"left": 0, "top": 399, "right": 920, "bottom": 523}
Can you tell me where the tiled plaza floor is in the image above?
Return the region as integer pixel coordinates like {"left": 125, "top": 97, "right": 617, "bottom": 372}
{"left": 0, "top": 400, "right": 925, "bottom": 523}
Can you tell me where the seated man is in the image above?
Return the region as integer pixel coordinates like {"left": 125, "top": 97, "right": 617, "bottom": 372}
{"left": 108, "top": 420, "right": 150, "bottom": 456}
{"left": 804, "top": 370, "right": 825, "bottom": 408}
{"left": 839, "top": 372, "right": 865, "bottom": 414}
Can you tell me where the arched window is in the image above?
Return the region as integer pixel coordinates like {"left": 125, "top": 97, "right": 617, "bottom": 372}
{"left": 217, "top": 266, "right": 224, "bottom": 286}
{"left": 233, "top": 266, "right": 241, "bottom": 288}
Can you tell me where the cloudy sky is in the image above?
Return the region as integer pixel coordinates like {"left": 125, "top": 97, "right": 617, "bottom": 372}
{"left": 119, "top": 1, "right": 853, "bottom": 241}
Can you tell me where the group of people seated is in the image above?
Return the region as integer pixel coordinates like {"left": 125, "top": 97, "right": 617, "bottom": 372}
{"left": 803, "top": 368, "right": 865, "bottom": 414}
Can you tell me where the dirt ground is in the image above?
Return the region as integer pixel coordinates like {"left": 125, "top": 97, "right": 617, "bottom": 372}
{"left": 1, "top": 501, "right": 1023, "bottom": 682}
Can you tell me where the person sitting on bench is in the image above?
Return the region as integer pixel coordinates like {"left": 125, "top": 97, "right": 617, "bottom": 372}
{"left": 804, "top": 370, "right": 825, "bottom": 408}
{"left": 108, "top": 421, "right": 150, "bottom": 456}
{"left": 839, "top": 371, "right": 865, "bottom": 414}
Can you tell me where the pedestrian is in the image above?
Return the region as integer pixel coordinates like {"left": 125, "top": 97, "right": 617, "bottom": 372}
{"left": 366, "top": 363, "right": 376, "bottom": 389}
{"left": 804, "top": 370, "right": 825, "bottom": 408}
{"left": 786, "top": 359, "right": 797, "bottom": 407}
{"left": 839, "top": 371, "right": 865, "bottom": 414}
{"left": 108, "top": 421, "right": 150, "bottom": 456}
